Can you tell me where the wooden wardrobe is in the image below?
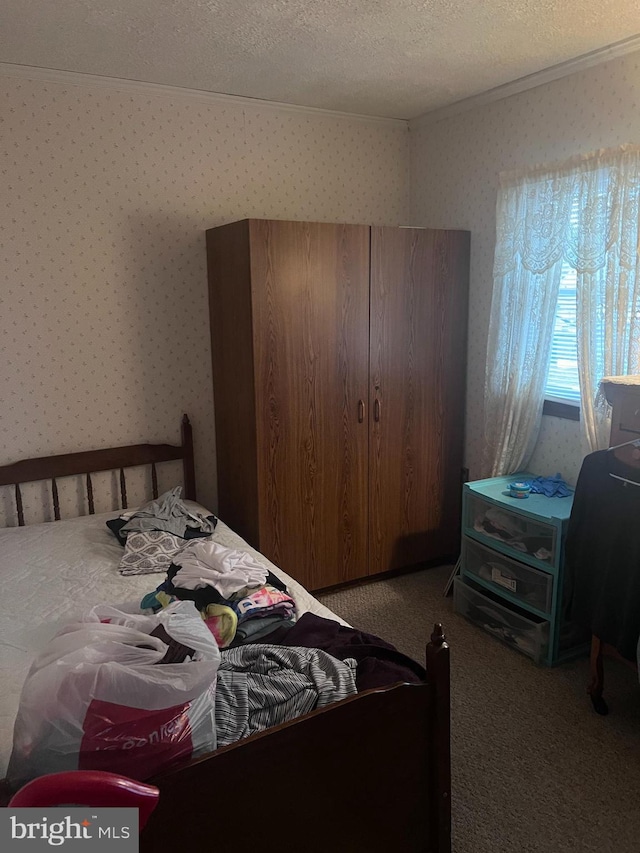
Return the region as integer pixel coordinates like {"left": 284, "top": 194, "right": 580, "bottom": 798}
{"left": 206, "top": 218, "right": 469, "bottom": 591}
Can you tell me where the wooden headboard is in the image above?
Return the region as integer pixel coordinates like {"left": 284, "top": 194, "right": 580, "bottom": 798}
{"left": 0, "top": 414, "right": 196, "bottom": 526}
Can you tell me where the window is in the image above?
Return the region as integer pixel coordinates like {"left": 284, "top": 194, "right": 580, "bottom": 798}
{"left": 485, "top": 146, "right": 640, "bottom": 469}
{"left": 544, "top": 262, "right": 580, "bottom": 405}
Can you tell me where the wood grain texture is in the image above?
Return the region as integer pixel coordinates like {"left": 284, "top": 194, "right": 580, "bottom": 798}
{"left": 206, "top": 221, "right": 260, "bottom": 544}
{"left": 369, "top": 227, "right": 470, "bottom": 574}
{"left": 143, "top": 687, "right": 434, "bottom": 852}
{"left": 0, "top": 443, "right": 189, "bottom": 488}
{"left": 250, "top": 220, "right": 370, "bottom": 589}
{"left": 206, "top": 219, "right": 469, "bottom": 588}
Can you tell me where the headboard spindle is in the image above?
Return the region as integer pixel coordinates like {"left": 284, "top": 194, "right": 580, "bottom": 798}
{"left": 52, "top": 478, "right": 60, "bottom": 521}
{"left": 15, "top": 484, "right": 24, "bottom": 527}
{"left": 119, "top": 468, "right": 128, "bottom": 510}
{"left": 86, "top": 473, "right": 95, "bottom": 515}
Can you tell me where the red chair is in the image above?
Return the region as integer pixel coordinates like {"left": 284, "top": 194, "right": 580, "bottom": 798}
{"left": 8, "top": 771, "right": 160, "bottom": 831}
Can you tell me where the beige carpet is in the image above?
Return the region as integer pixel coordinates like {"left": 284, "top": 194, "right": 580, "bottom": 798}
{"left": 318, "top": 566, "right": 640, "bottom": 853}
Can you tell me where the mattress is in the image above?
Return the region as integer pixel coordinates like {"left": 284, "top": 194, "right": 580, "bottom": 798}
{"left": 0, "top": 510, "right": 347, "bottom": 779}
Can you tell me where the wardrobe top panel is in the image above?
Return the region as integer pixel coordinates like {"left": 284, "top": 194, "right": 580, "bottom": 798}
{"left": 206, "top": 217, "right": 470, "bottom": 235}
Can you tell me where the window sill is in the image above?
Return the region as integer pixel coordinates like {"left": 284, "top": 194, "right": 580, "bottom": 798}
{"left": 543, "top": 399, "right": 580, "bottom": 421}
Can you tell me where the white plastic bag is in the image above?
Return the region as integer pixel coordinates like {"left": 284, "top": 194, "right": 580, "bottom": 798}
{"left": 8, "top": 601, "right": 220, "bottom": 789}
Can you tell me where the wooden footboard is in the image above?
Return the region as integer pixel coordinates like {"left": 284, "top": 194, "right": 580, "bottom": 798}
{"left": 141, "top": 625, "right": 451, "bottom": 853}
{"left": 0, "top": 627, "right": 450, "bottom": 851}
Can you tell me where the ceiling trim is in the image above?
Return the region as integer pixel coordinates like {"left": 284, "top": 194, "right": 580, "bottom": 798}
{"left": 410, "top": 32, "right": 640, "bottom": 129}
{"left": 0, "top": 62, "right": 408, "bottom": 128}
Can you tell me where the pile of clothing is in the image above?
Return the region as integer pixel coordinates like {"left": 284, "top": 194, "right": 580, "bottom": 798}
{"left": 101, "top": 486, "right": 427, "bottom": 750}
{"left": 107, "top": 486, "right": 297, "bottom": 648}
{"left": 110, "top": 486, "right": 219, "bottom": 576}
{"left": 141, "top": 538, "right": 297, "bottom": 649}
{"left": 109, "top": 485, "right": 217, "bottom": 542}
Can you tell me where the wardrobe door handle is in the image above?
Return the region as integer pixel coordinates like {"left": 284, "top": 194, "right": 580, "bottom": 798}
{"left": 374, "top": 398, "right": 381, "bottom": 422}
{"left": 358, "top": 400, "right": 365, "bottom": 423}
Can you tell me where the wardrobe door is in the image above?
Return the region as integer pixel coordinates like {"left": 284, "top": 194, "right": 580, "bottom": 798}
{"left": 249, "top": 219, "right": 370, "bottom": 590}
{"left": 207, "top": 219, "right": 260, "bottom": 547}
{"left": 369, "top": 227, "right": 470, "bottom": 574}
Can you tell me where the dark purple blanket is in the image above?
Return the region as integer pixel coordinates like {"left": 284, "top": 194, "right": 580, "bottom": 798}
{"left": 259, "top": 612, "right": 426, "bottom": 691}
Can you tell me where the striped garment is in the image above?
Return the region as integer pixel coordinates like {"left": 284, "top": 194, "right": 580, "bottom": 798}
{"left": 214, "top": 644, "right": 357, "bottom": 747}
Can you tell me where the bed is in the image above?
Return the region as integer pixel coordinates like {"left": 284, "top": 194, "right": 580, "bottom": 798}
{"left": 0, "top": 416, "right": 452, "bottom": 853}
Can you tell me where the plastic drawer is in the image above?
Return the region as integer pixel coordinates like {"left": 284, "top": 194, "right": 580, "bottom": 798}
{"left": 453, "top": 576, "right": 550, "bottom": 663}
{"left": 464, "top": 493, "right": 557, "bottom": 566}
{"left": 461, "top": 537, "right": 553, "bottom": 613}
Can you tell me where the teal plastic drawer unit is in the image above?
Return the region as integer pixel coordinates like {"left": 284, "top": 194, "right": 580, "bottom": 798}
{"left": 455, "top": 473, "right": 587, "bottom": 666}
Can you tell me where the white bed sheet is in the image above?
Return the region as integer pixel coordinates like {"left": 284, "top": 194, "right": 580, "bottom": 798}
{"left": 0, "top": 511, "right": 347, "bottom": 779}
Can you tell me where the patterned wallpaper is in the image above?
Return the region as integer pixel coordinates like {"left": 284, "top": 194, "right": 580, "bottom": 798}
{"left": 0, "top": 73, "right": 409, "bottom": 525}
{"left": 410, "top": 50, "right": 640, "bottom": 485}
{"left": 4, "top": 51, "right": 639, "bottom": 526}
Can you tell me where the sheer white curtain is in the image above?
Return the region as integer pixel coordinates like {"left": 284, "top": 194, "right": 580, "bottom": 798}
{"left": 483, "top": 145, "right": 640, "bottom": 476}
{"left": 483, "top": 165, "right": 573, "bottom": 476}
{"left": 573, "top": 148, "right": 640, "bottom": 450}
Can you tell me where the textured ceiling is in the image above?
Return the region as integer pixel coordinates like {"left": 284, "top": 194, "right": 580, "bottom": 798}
{"left": 2, "top": 0, "right": 640, "bottom": 119}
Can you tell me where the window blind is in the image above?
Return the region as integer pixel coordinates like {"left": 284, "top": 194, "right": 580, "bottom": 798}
{"left": 545, "top": 263, "right": 580, "bottom": 402}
